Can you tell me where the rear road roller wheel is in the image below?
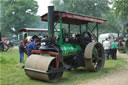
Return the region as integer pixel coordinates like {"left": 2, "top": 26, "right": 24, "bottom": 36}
{"left": 84, "top": 42, "right": 105, "bottom": 72}
{"left": 126, "top": 40, "right": 128, "bottom": 55}
{"left": 118, "top": 41, "right": 126, "bottom": 53}
{"left": 24, "top": 55, "right": 63, "bottom": 82}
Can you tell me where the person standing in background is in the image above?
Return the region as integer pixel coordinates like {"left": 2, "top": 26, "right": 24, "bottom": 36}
{"left": 26, "top": 40, "right": 32, "bottom": 56}
{"left": 19, "top": 41, "right": 25, "bottom": 63}
{"left": 31, "top": 35, "right": 38, "bottom": 50}
{"left": 111, "top": 40, "right": 118, "bottom": 60}
{"left": 26, "top": 37, "right": 37, "bottom": 56}
{"left": 103, "top": 38, "right": 111, "bottom": 60}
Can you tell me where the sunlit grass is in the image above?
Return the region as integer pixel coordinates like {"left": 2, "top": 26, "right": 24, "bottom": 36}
{"left": 0, "top": 48, "right": 128, "bottom": 85}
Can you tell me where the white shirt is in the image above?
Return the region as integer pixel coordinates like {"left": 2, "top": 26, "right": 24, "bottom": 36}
{"left": 103, "top": 40, "right": 111, "bottom": 50}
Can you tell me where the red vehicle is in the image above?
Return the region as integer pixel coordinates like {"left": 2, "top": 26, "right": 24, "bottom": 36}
{"left": 0, "top": 33, "right": 9, "bottom": 51}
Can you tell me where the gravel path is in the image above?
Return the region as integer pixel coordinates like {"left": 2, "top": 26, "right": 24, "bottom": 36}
{"left": 80, "top": 51, "right": 128, "bottom": 85}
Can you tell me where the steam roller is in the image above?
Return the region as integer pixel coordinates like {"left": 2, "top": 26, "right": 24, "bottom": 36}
{"left": 24, "top": 55, "right": 63, "bottom": 82}
{"left": 126, "top": 40, "right": 128, "bottom": 55}
{"left": 118, "top": 41, "right": 127, "bottom": 53}
{"left": 23, "top": 6, "right": 107, "bottom": 82}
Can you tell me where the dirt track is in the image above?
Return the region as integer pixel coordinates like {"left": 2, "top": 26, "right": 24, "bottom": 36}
{"left": 80, "top": 52, "right": 128, "bottom": 85}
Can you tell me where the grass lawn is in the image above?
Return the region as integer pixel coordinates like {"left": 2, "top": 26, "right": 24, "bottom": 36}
{"left": 0, "top": 48, "right": 128, "bottom": 85}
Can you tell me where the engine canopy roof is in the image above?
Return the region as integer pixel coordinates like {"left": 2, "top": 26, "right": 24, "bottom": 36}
{"left": 41, "top": 11, "right": 107, "bottom": 25}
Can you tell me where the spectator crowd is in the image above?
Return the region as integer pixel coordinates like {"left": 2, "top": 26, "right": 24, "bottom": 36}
{"left": 19, "top": 35, "right": 40, "bottom": 63}
{"left": 103, "top": 38, "right": 118, "bottom": 60}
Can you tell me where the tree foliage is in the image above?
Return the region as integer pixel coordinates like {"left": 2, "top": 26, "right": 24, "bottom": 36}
{"left": 52, "top": 0, "right": 111, "bottom": 18}
{"left": 52, "top": 0, "right": 118, "bottom": 33}
{"left": 113, "top": 0, "right": 128, "bottom": 19}
{"left": 0, "top": 0, "right": 39, "bottom": 36}
{"left": 113, "top": 0, "right": 128, "bottom": 33}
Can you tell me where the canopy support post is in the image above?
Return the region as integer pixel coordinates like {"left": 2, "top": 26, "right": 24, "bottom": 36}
{"left": 80, "top": 24, "right": 82, "bottom": 35}
{"left": 96, "top": 23, "right": 99, "bottom": 41}
{"left": 68, "top": 24, "right": 70, "bottom": 38}
{"left": 58, "top": 12, "right": 63, "bottom": 44}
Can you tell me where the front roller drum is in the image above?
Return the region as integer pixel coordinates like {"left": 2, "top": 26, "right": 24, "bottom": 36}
{"left": 84, "top": 42, "right": 105, "bottom": 72}
{"left": 24, "top": 55, "right": 63, "bottom": 82}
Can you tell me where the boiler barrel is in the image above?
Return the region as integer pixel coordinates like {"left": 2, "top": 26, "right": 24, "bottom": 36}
{"left": 60, "top": 44, "right": 81, "bottom": 58}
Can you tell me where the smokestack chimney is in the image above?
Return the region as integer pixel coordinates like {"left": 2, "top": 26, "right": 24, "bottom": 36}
{"left": 48, "top": 6, "right": 54, "bottom": 40}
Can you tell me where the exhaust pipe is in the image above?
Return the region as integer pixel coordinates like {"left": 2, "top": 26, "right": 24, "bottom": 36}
{"left": 48, "top": 6, "right": 54, "bottom": 42}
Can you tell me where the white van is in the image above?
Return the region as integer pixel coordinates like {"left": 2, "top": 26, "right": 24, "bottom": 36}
{"left": 98, "top": 33, "right": 118, "bottom": 43}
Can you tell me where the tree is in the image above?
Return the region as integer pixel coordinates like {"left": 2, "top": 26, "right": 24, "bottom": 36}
{"left": 0, "top": 0, "right": 39, "bottom": 37}
{"left": 52, "top": 0, "right": 111, "bottom": 18}
{"left": 103, "top": 11, "right": 119, "bottom": 33}
{"left": 113, "top": 0, "right": 128, "bottom": 34}
{"left": 113, "top": 0, "right": 128, "bottom": 20}
{"left": 52, "top": 0, "right": 117, "bottom": 33}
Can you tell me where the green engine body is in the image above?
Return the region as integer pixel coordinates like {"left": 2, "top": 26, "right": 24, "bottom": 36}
{"left": 59, "top": 44, "right": 81, "bottom": 58}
